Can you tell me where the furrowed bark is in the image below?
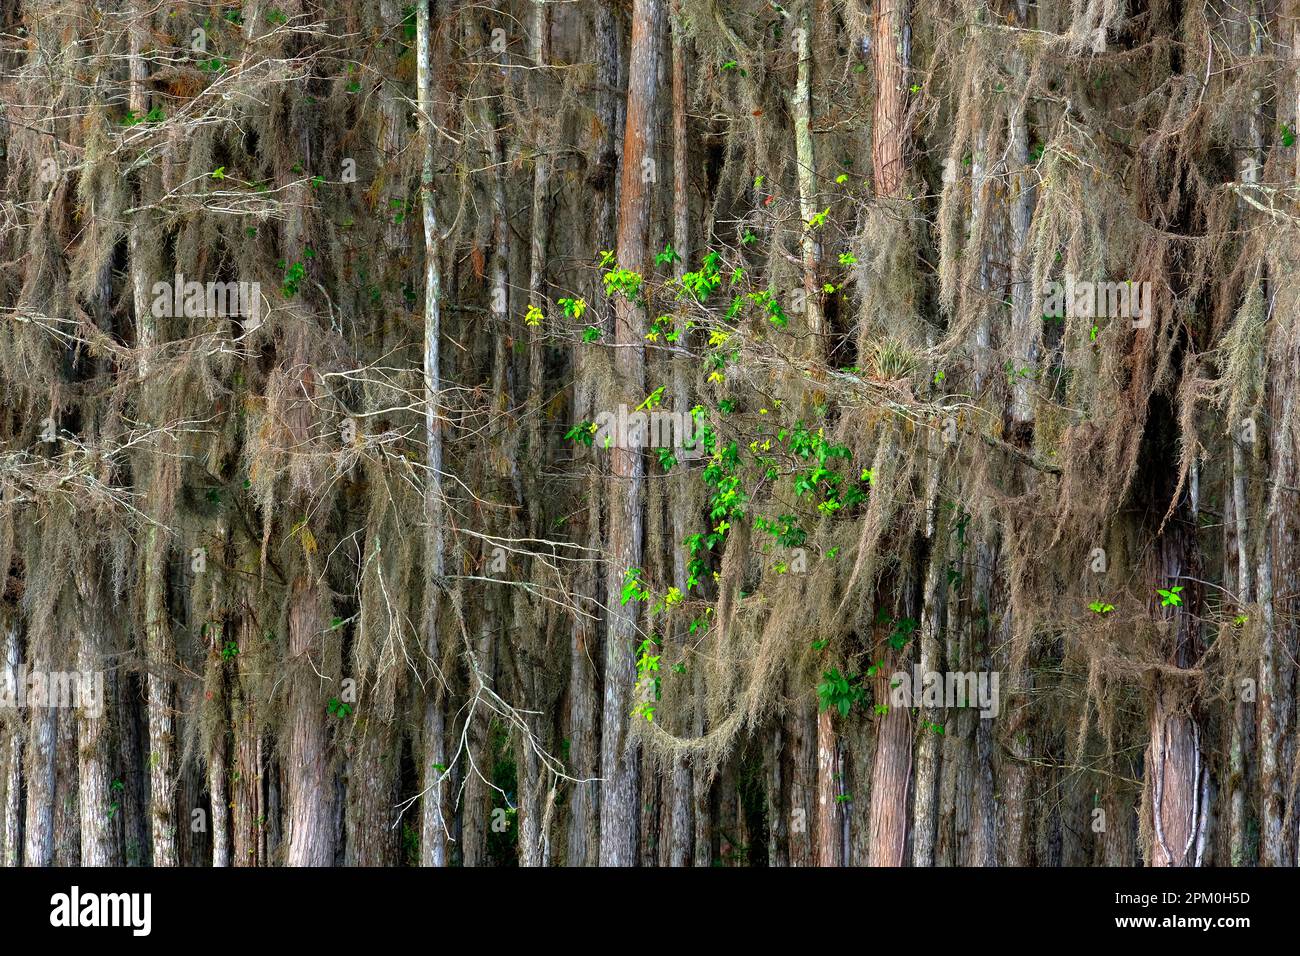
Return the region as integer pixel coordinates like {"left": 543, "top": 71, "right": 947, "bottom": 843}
{"left": 912, "top": 504, "right": 947, "bottom": 866}
{"left": 1146, "top": 518, "right": 1206, "bottom": 868}
{"left": 526, "top": 0, "right": 552, "bottom": 471}
{"left": 788, "top": 698, "right": 815, "bottom": 866}
{"left": 667, "top": 0, "right": 694, "bottom": 866}
{"left": 599, "top": 0, "right": 661, "bottom": 867}
{"left": 816, "top": 707, "right": 840, "bottom": 865}
{"left": 75, "top": 569, "right": 115, "bottom": 867}
{"left": 285, "top": 577, "right": 337, "bottom": 866}
{"left": 866, "top": 0, "right": 912, "bottom": 869}
{"left": 23, "top": 684, "right": 55, "bottom": 867}
{"left": 2, "top": 621, "right": 21, "bottom": 866}
{"left": 1257, "top": 13, "right": 1300, "bottom": 868}
{"left": 128, "top": 0, "right": 178, "bottom": 867}
{"left": 53, "top": 703, "right": 79, "bottom": 865}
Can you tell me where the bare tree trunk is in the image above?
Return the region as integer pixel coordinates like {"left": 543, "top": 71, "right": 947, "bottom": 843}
{"left": 127, "top": 0, "right": 152, "bottom": 373}
{"left": 1006, "top": 0, "right": 1038, "bottom": 428}
{"left": 516, "top": 0, "right": 556, "bottom": 870}
{"left": 76, "top": 570, "right": 115, "bottom": 867}
{"left": 788, "top": 698, "right": 815, "bottom": 866}
{"left": 816, "top": 708, "right": 840, "bottom": 865}
{"left": 345, "top": 725, "right": 399, "bottom": 866}
{"left": 566, "top": 4, "right": 606, "bottom": 862}
{"left": 416, "top": 0, "right": 449, "bottom": 868}
{"left": 866, "top": 0, "right": 912, "bottom": 868}
{"left": 2, "top": 622, "right": 21, "bottom": 865}
{"left": 592, "top": 0, "right": 622, "bottom": 261}
{"left": 230, "top": 547, "right": 264, "bottom": 868}
{"left": 936, "top": 568, "right": 966, "bottom": 866}
{"left": 567, "top": 546, "right": 600, "bottom": 865}
{"left": 912, "top": 511, "right": 947, "bottom": 865}
{"left": 599, "top": 0, "right": 661, "bottom": 867}
{"left": 526, "top": 0, "right": 552, "bottom": 467}
{"left": 206, "top": 666, "right": 231, "bottom": 868}
{"left": 53, "top": 701, "right": 79, "bottom": 865}
{"left": 569, "top": 2, "right": 620, "bottom": 866}
{"left": 1254, "top": 0, "right": 1300, "bottom": 874}
{"left": 117, "top": 673, "right": 149, "bottom": 866}
{"left": 791, "top": 0, "right": 822, "bottom": 345}
{"left": 1148, "top": 703, "right": 1206, "bottom": 867}
{"left": 767, "top": 724, "right": 787, "bottom": 866}
{"left": 667, "top": 0, "right": 694, "bottom": 866}
{"left": 141, "top": 526, "right": 177, "bottom": 867}
{"left": 1228, "top": 433, "right": 1251, "bottom": 866}
{"left": 997, "top": 600, "right": 1033, "bottom": 866}
{"left": 461, "top": 621, "right": 495, "bottom": 867}
{"left": 286, "top": 578, "right": 337, "bottom": 866}
{"left": 1259, "top": 400, "right": 1292, "bottom": 866}
{"left": 23, "top": 693, "right": 54, "bottom": 866}
{"left": 206, "top": 725, "right": 230, "bottom": 868}
{"left": 1146, "top": 521, "right": 1207, "bottom": 867}
{"left": 691, "top": 664, "right": 712, "bottom": 866}
{"left": 127, "top": 0, "right": 178, "bottom": 867}
{"left": 868, "top": 650, "right": 911, "bottom": 866}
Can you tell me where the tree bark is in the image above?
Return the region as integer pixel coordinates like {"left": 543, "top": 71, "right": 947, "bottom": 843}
{"left": 2, "top": 622, "right": 21, "bottom": 866}
{"left": 791, "top": 0, "right": 822, "bottom": 346}
{"left": 416, "top": 0, "right": 450, "bottom": 869}
{"left": 865, "top": 0, "right": 912, "bottom": 868}
{"left": 599, "top": 0, "right": 661, "bottom": 867}
{"left": 285, "top": 577, "right": 337, "bottom": 866}
{"left": 75, "top": 569, "right": 115, "bottom": 867}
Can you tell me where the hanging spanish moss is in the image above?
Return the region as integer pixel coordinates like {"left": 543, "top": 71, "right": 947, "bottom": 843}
{"left": 0, "top": 0, "right": 1298, "bottom": 869}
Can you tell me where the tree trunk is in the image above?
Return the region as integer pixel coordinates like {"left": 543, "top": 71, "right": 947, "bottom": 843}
{"left": 816, "top": 708, "right": 840, "bottom": 865}
{"left": 416, "top": 0, "right": 450, "bottom": 868}
{"left": 23, "top": 622, "right": 55, "bottom": 866}
{"left": 2, "top": 622, "right": 21, "bottom": 865}
{"left": 286, "top": 578, "right": 337, "bottom": 866}
{"left": 791, "top": 0, "right": 822, "bottom": 346}
{"left": 76, "top": 570, "right": 115, "bottom": 867}
{"left": 865, "top": 0, "right": 912, "bottom": 868}
{"left": 788, "top": 698, "right": 815, "bottom": 866}
{"left": 599, "top": 0, "right": 661, "bottom": 867}
{"left": 1146, "top": 520, "right": 1207, "bottom": 867}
